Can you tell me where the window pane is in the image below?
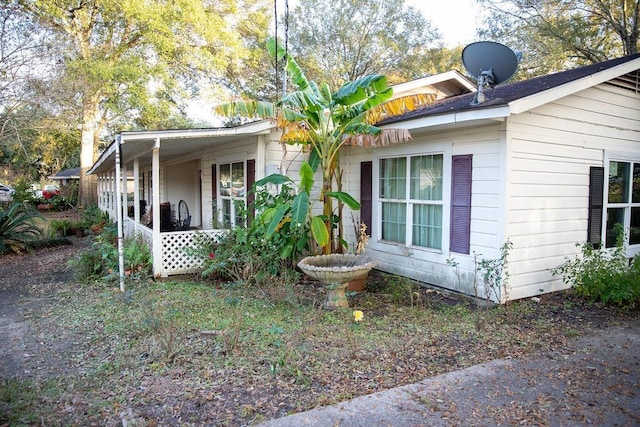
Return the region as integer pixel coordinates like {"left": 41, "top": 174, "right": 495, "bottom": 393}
{"left": 232, "top": 162, "right": 245, "bottom": 197}
{"left": 633, "top": 163, "right": 640, "bottom": 203}
{"left": 381, "top": 202, "right": 406, "bottom": 243}
{"left": 413, "top": 204, "right": 442, "bottom": 249}
{"left": 605, "top": 207, "right": 625, "bottom": 248}
{"left": 220, "top": 164, "right": 231, "bottom": 196}
{"left": 221, "top": 199, "right": 231, "bottom": 228}
{"left": 379, "top": 158, "right": 406, "bottom": 199}
{"left": 234, "top": 199, "right": 245, "bottom": 227}
{"left": 631, "top": 207, "right": 640, "bottom": 246}
{"left": 410, "top": 155, "right": 443, "bottom": 200}
{"left": 608, "top": 161, "right": 630, "bottom": 203}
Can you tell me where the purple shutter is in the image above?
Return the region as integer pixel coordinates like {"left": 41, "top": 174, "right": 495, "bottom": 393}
{"left": 211, "top": 164, "right": 217, "bottom": 210}
{"left": 360, "top": 161, "right": 372, "bottom": 233}
{"left": 246, "top": 159, "right": 256, "bottom": 224}
{"left": 450, "top": 155, "right": 472, "bottom": 254}
{"left": 587, "top": 166, "right": 604, "bottom": 248}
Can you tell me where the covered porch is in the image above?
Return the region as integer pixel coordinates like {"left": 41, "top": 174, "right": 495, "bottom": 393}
{"left": 88, "top": 121, "right": 283, "bottom": 277}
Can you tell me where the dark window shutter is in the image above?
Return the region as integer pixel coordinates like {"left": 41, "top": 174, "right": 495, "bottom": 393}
{"left": 360, "top": 161, "right": 372, "bottom": 234}
{"left": 246, "top": 159, "right": 256, "bottom": 224}
{"left": 450, "top": 155, "right": 472, "bottom": 254}
{"left": 211, "top": 164, "right": 217, "bottom": 210}
{"left": 588, "top": 166, "right": 604, "bottom": 248}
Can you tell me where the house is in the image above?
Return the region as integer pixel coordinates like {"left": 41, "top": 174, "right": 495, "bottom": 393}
{"left": 89, "top": 55, "right": 640, "bottom": 302}
{"left": 340, "top": 53, "right": 640, "bottom": 302}
{"left": 87, "top": 72, "right": 473, "bottom": 278}
{"left": 49, "top": 167, "right": 81, "bottom": 186}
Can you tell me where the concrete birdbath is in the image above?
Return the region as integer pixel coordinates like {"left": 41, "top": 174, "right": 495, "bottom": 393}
{"left": 298, "top": 254, "right": 377, "bottom": 309}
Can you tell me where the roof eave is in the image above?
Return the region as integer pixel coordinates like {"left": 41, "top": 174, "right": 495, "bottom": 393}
{"left": 87, "top": 120, "right": 276, "bottom": 175}
{"left": 509, "top": 56, "right": 640, "bottom": 114}
{"left": 381, "top": 105, "right": 511, "bottom": 130}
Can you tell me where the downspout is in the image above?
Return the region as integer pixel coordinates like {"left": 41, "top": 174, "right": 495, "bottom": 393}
{"left": 152, "top": 138, "right": 162, "bottom": 277}
{"left": 115, "top": 134, "right": 126, "bottom": 292}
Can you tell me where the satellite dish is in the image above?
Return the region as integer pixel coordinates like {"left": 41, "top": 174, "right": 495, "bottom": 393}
{"left": 462, "top": 41, "right": 521, "bottom": 105}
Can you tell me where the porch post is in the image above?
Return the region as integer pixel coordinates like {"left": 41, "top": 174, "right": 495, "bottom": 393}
{"left": 152, "top": 138, "right": 162, "bottom": 277}
{"left": 133, "top": 158, "right": 141, "bottom": 222}
{"left": 115, "top": 135, "right": 126, "bottom": 292}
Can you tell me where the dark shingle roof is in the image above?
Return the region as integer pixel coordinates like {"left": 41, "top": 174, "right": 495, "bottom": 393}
{"left": 51, "top": 167, "right": 81, "bottom": 179}
{"left": 381, "top": 53, "right": 640, "bottom": 125}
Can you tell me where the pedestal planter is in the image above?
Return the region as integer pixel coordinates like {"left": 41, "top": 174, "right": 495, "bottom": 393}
{"left": 347, "top": 272, "right": 368, "bottom": 292}
{"left": 298, "top": 254, "right": 376, "bottom": 309}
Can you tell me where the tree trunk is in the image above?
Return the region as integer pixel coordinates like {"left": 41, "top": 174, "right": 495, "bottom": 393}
{"left": 78, "top": 96, "right": 100, "bottom": 208}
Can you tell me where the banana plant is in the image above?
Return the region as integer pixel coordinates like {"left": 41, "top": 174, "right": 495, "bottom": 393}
{"left": 216, "top": 38, "right": 434, "bottom": 255}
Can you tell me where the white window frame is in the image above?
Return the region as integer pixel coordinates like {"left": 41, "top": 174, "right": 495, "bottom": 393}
{"left": 371, "top": 143, "right": 452, "bottom": 258}
{"left": 604, "top": 152, "right": 640, "bottom": 258}
{"left": 217, "top": 160, "right": 246, "bottom": 228}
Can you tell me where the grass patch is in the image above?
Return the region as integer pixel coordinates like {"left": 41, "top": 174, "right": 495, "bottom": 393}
{"left": 1, "top": 271, "right": 633, "bottom": 426}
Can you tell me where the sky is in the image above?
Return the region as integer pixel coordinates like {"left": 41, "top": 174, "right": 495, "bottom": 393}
{"left": 406, "top": 0, "right": 479, "bottom": 47}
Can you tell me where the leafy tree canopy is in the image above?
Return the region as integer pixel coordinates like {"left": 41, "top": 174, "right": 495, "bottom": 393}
{"left": 477, "top": 0, "right": 640, "bottom": 78}
{"left": 284, "top": 0, "right": 444, "bottom": 89}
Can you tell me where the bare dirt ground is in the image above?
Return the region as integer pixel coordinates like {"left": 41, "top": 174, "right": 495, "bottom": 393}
{"left": 1, "top": 212, "right": 639, "bottom": 426}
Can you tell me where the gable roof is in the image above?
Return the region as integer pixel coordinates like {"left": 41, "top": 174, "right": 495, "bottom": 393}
{"left": 381, "top": 53, "right": 640, "bottom": 126}
{"left": 50, "top": 167, "right": 80, "bottom": 180}
{"left": 390, "top": 70, "right": 476, "bottom": 100}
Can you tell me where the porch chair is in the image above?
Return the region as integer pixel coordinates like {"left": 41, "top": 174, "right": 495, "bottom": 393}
{"left": 176, "top": 199, "right": 191, "bottom": 231}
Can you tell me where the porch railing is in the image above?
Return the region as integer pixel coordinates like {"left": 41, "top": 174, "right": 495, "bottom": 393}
{"left": 161, "top": 230, "right": 226, "bottom": 275}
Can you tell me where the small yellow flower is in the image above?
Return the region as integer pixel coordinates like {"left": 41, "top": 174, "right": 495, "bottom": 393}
{"left": 353, "top": 310, "right": 364, "bottom": 322}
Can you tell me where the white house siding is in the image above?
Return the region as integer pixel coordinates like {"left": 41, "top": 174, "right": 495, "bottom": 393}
{"left": 200, "top": 137, "right": 260, "bottom": 229}
{"left": 164, "top": 160, "right": 200, "bottom": 228}
{"left": 198, "top": 130, "right": 303, "bottom": 229}
{"left": 505, "top": 83, "right": 640, "bottom": 300}
{"left": 342, "top": 123, "right": 505, "bottom": 299}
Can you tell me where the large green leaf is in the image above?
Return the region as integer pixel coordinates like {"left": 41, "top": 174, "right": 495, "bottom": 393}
{"left": 362, "top": 87, "right": 393, "bottom": 110}
{"left": 255, "top": 174, "right": 293, "bottom": 187}
{"left": 334, "top": 74, "right": 388, "bottom": 106}
{"left": 311, "top": 216, "right": 329, "bottom": 248}
{"left": 215, "top": 100, "right": 276, "bottom": 118}
{"left": 308, "top": 148, "right": 321, "bottom": 172}
{"left": 265, "top": 203, "right": 290, "bottom": 238}
{"left": 325, "top": 191, "right": 361, "bottom": 210}
{"left": 266, "top": 37, "right": 286, "bottom": 61}
{"left": 280, "top": 106, "right": 309, "bottom": 122}
{"left": 299, "top": 162, "right": 314, "bottom": 194}
{"left": 291, "top": 192, "right": 309, "bottom": 227}
{"left": 266, "top": 37, "right": 310, "bottom": 92}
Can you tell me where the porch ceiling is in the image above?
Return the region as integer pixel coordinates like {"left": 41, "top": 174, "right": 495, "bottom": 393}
{"left": 89, "top": 121, "right": 275, "bottom": 174}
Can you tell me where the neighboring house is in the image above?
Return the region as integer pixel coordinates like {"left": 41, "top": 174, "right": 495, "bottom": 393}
{"left": 340, "top": 53, "right": 640, "bottom": 302}
{"left": 49, "top": 167, "right": 81, "bottom": 186}
{"left": 89, "top": 55, "right": 640, "bottom": 303}
{"left": 87, "top": 72, "right": 473, "bottom": 278}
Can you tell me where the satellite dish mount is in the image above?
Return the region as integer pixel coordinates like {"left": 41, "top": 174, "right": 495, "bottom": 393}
{"left": 462, "top": 41, "right": 521, "bottom": 106}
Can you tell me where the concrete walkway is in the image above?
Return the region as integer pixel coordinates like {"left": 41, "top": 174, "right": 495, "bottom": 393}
{"left": 259, "top": 319, "right": 640, "bottom": 427}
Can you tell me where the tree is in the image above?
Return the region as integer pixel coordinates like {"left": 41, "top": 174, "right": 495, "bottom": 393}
{"left": 0, "top": 1, "right": 54, "bottom": 165}
{"left": 217, "top": 39, "right": 435, "bottom": 255}
{"left": 15, "top": 0, "right": 271, "bottom": 207}
{"left": 284, "top": 0, "right": 442, "bottom": 89}
{"left": 477, "top": 0, "right": 640, "bottom": 77}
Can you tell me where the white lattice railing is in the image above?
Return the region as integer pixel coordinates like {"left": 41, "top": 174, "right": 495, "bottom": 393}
{"left": 161, "top": 230, "right": 226, "bottom": 275}
{"left": 124, "top": 218, "right": 153, "bottom": 248}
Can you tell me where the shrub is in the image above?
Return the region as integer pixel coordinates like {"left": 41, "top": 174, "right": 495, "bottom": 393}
{"left": 552, "top": 227, "right": 640, "bottom": 307}
{"left": 69, "top": 220, "right": 152, "bottom": 284}
{"left": 188, "top": 186, "right": 308, "bottom": 286}
{"left": 0, "top": 203, "right": 43, "bottom": 255}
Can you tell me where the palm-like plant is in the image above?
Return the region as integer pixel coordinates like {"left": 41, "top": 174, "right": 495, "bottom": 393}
{"left": 216, "top": 38, "right": 435, "bottom": 255}
{"left": 0, "top": 203, "right": 44, "bottom": 255}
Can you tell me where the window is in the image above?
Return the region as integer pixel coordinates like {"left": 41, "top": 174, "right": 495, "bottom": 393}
{"left": 605, "top": 160, "right": 640, "bottom": 247}
{"left": 219, "top": 161, "right": 245, "bottom": 227}
{"left": 379, "top": 154, "right": 443, "bottom": 249}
